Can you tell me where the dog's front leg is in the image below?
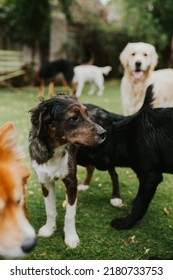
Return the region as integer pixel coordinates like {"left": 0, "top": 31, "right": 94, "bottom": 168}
{"left": 78, "top": 164, "right": 95, "bottom": 191}
{"left": 38, "top": 180, "right": 57, "bottom": 237}
{"left": 108, "top": 167, "right": 122, "bottom": 207}
{"left": 75, "top": 81, "right": 84, "bottom": 98}
{"left": 63, "top": 175, "right": 79, "bottom": 249}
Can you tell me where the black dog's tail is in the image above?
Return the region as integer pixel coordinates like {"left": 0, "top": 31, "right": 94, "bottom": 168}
{"left": 113, "top": 84, "right": 155, "bottom": 130}
{"left": 139, "top": 84, "right": 155, "bottom": 112}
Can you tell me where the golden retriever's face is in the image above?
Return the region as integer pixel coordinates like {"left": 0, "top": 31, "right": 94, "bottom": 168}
{"left": 120, "top": 42, "right": 158, "bottom": 80}
{"left": 0, "top": 122, "right": 36, "bottom": 259}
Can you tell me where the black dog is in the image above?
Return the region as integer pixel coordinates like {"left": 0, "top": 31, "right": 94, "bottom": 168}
{"left": 39, "top": 59, "right": 75, "bottom": 87}
{"left": 111, "top": 85, "right": 173, "bottom": 229}
{"left": 77, "top": 104, "right": 124, "bottom": 206}
{"left": 29, "top": 94, "right": 106, "bottom": 248}
{"left": 77, "top": 85, "right": 173, "bottom": 230}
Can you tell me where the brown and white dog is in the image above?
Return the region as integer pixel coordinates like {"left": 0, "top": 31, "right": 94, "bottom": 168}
{"left": 29, "top": 94, "right": 106, "bottom": 248}
{"left": 0, "top": 122, "right": 36, "bottom": 259}
{"left": 120, "top": 42, "right": 173, "bottom": 115}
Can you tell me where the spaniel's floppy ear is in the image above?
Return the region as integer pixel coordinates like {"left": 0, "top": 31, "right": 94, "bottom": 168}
{"left": 29, "top": 105, "right": 45, "bottom": 137}
{"left": 0, "top": 122, "right": 22, "bottom": 159}
{"left": 119, "top": 43, "right": 131, "bottom": 68}
{"left": 37, "top": 111, "right": 44, "bottom": 137}
{"left": 150, "top": 45, "right": 158, "bottom": 70}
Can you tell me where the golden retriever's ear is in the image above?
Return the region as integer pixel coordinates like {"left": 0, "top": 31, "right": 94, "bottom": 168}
{"left": 150, "top": 45, "right": 158, "bottom": 70}
{"left": 119, "top": 43, "right": 130, "bottom": 68}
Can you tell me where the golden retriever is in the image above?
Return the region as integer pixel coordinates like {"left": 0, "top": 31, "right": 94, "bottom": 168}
{"left": 0, "top": 122, "right": 36, "bottom": 259}
{"left": 120, "top": 42, "right": 173, "bottom": 115}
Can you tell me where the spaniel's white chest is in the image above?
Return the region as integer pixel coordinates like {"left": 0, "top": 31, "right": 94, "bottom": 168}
{"left": 32, "top": 147, "right": 69, "bottom": 183}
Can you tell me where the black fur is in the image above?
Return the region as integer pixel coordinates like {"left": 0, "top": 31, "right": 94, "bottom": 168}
{"left": 39, "top": 59, "right": 75, "bottom": 86}
{"left": 77, "top": 104, "right": 124, "bottom": 199}
{"left": 77, "top": 85, "right": 173, "bottom": 229}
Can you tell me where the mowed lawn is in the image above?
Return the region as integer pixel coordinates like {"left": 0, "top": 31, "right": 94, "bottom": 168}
{"left": 0, "top": 81, "right": 173, "bottom": 260}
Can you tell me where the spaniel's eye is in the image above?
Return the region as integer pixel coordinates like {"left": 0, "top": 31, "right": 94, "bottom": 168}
{"left": 143, "top": 53, "right": 148, "bottom": 56}
{"left": 131, "top": 52, "right": 136, "bottom": 56}
{"left": 70, "top": 115, "right": 80, "bottom": 122}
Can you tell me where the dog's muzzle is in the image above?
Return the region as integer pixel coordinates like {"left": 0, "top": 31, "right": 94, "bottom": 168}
{"left": 135, "top": 61, "right": 142, "bottom": 70}
{"left": 21, "top": 237, "right": 36, "bottom": 254}
{"left": 97, "top": 128, "right": 106, "bottom": 144}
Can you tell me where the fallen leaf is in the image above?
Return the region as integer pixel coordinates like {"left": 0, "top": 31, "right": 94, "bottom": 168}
{"left": 130, "top": 235, "right": 136, "bottom": 244}
{"left": 163, "top": 207, "right": 170, "bottom": 215}
{"left": 118, "top": 203, "right": 127, "bottom": 208}
{"left": 28, "top": 191, "right": 34, "bottom": 195}
{"left": 62, "top": 200, "right": 66, "bottom": 208}
{"left": 144, "top": 247, "right": 150, "bottom": 254}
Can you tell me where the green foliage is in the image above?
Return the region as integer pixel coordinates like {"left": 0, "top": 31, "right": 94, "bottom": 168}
{"left": 61, "top": 0, "right": 173, "bottom": 75}
{"left": 63, "top": 22, "right": 131, "bottom": 77}
{"left": 0, "top": 0, "right": 173, "bottom": 70}
{"left": 0, "top": 0, "right": 50, "bottom": 60}
{"left": 123, "top": 0, "right": 173, "bottom": 62}
{"left": 59, "top": 0, "right": 78, "bottom": 23}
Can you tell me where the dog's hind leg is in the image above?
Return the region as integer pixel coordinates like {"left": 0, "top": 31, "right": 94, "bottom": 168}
{"left": 38, "top": 180, "right": 57, "bottom": 237}
{"left": 88, "top": 83, "right": 97, "bottom": 95}
{"left": 111, "top": 172, "right": 162, "bottom": 229}
{"left": 63, "top": 173, "right": 79, "bottom": 248}
{"left": 78, "top": 165, "right": 95, "bottom": 191}
{"left": 108, "top": 167, "right": 122, "bottom": 207}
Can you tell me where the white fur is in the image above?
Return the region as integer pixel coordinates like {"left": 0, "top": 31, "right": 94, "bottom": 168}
{"left": 77, "top": 184, "right": 89, "bottom": 191}
{"left": 77, "top": 185, "right": 123, "bottom": 207}
{"left": 0, "top": 211, "right": 36, "bottom": 259}
{"left": 73, "top": 65, "right": 112, "bottom": 97}
{"left": 38, "top": 181, "right": 57, "bottom": 237}
{"left": 32, "top": 145, "right": 79, "bottom": 248}
{"left": 110, "top": 197, "right": 122, "bottom": 207}
{"left": 120, "top": 42, "right": 173, "bottom": 115}
{"left": 32, "top": 146, "right": 69, "bottom": 183}
{"left": 64, "top": 195, "right": 79, "bottom": 248}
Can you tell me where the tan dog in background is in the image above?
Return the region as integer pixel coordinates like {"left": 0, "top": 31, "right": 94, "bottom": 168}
{"left": 120, "top": 42, "right": 173, "bottom": 115}
{"left": 0, "top": 122, "right": 36, "bottom": 259}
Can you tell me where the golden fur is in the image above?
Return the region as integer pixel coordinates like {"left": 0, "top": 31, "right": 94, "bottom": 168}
{"left": 0, "top": 122, "right": 36, "bottom": 258}
{"left": 120, "top": 42, "right": 173, "bottom": 115}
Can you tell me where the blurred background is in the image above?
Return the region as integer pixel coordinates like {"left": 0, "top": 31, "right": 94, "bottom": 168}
{"left": 0, "top": 0, "right": 173, "bottom": 84}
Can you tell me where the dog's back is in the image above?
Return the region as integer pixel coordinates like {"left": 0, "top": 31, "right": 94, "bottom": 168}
{"left": 39, "top": 59, "right": 75, "bottom": 84}
{"left": 73, "top": 65, "right": 111, "bottom": 82}
{"left": 77, "top": 85, "right": 154, "bottom": 169}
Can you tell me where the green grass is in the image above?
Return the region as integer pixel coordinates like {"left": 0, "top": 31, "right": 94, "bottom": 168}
{"left": 0, "top": 81, "right": 173, "bottom": 260}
